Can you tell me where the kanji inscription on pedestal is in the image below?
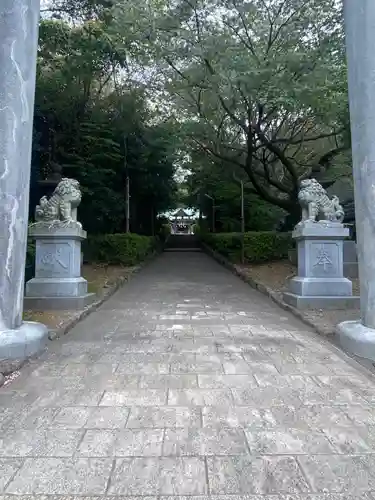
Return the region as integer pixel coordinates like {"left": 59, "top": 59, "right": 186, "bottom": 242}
{"left": 314, "top": 245, "right": 333, "bottom": 272}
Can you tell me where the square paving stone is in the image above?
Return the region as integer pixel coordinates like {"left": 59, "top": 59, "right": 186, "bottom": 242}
{"left": 31, "top": 363, "right": 67, "bottom": 377}
{"left": 195, "top": 352, "right": 227, "bottom": 364}
{"left": 0, "top": 459, "right": 23, "bottom": 493}
{"left": 5, "top": 407, "right": 58, "bottom": 431}
{"left": 232, "top": 387, "right": 302, "bottom": 408}
{"left": 34, "top": 389, "right": 104, "bottom": 407}
{"left": 168, "top": 389, "right": 233, "bottom": 406}
{"left": 170, "top": 361, "right": 223, "bottom": 374}
{"left": 254, "top": 374, "right": 319, "bottom": 390}
{"left": 85, "top": 406, "right": 130, "bottom": 428}
{"left": 198, "top": 374, "right": 257, "bottom": 389}
{"left": 108, "top": 457, "right": 207, "bottom": 495}
{"left": 343, "top": 405, "right": 375, "bottom": 425}
{"left": 6, "top": 457, "right": 113, "bottom": 494}
{"left": 31, "top": 429, "right": 84, "bottom": 457}
{"left": 78, "top": 429, "right": 117, "bottom": 456}
{"left": 0, "top": 431, "right": 35, "bottom": 457}
{"left": 114, "top": 429, "right": 164, "bottom": 456}
{"left": 224, "top": 361, "right": 279, "bottom": 376}
{"left": 99, "top": 374, "right": 140, "bottom": 390}
{"left": 158, "top": 457, "right": 208, "bottom": 495}
{"left": 127, "top": 406, "right": 201, "bottom": 428}
{"left": 317, "top": 375, "right": 375, "bottom": 392}
{"left": 100, "top": 390, "right": 167, "bottom": 406}
{"left": 299, "top": 387, "right": 368, "bottom": 406}
{"left": 116, "top": 363, "right": 170, "bottom": 375}
{"left": 202, "top": 407, "right": 277, "bottom": 429}
{"left": 245, "top": 428, "right": 334, "bottom": 454}
{"left": 0, "top": 408, "right": 15, "bottom": 430}
{"left": 270, "top": 405, "right": 353, "bottom": 429}
{"left": 116, "top": 353, "right": 171, "bottom": 364}
{"left": 0, "top": 429, "right": 82, "bottom": 457}
{"left": 0, "top": 391, "right": 40, "bottom": 409}
{"left": 241, "top": 349, "right": 273, "bottom": 363}
{"left": 61, "top": 363, "right": 118, "bottom": 377}
{"left": 275, "top": 362, "right": 340, "bottom": 376}
{"left": 162, "top": 493, "right": 374, "bottom": 500}
{"left": 52, "top": 407, "right": 91, "bottom": 428}
{"left": 298, "top": 455, "right": 375, "bottom": 493}
{"left": 207, "top": 455, "right": 310, "bottom": 494}
{"left": 322, "top": 426, "right": 371, "bottom": 453}
{"left": 139, "top": 374, "right": 198, "bottom": 389}
{"left": 163, "top": 427, "right": 248, "bottom": 455}
{"left": 78, "top": 429, "right": 164, "bottom": 456}
{"left": 222, "top": 361, "right": 255, "bottom": 374}
{"left": 159, "top": 497, "right": 263, "bottom": 500}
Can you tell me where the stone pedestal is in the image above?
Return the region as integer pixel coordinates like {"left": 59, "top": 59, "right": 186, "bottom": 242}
{"left": 336, "top": 0, "right": 375, "bottom": 360}
{"left": 0, "top": 0, "right": 48, "bottom": 361}
{"left": 24, "top": 223, "right": 95, "bottom": 310}
{"left": 289, "top": 240, "right": 358, "bottom": 278}
{"left": 283, "top": 222, "right": 359, "bottom": 309}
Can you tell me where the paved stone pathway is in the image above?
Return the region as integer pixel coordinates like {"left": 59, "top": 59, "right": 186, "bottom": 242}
{"left": 1, "top": 252, "right": 375, "bottom": 499}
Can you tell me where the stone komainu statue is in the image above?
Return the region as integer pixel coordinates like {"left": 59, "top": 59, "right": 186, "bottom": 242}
{"left": 35, "top": 178, "right": 82, "bottom": 223}
{"left": 298, "top": 178, "right": 345, "bottom": 223}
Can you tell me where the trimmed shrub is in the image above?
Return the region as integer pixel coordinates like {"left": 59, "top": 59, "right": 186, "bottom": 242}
{"left": 83, "top": 233, "right": 158, "bottom": 266}
{"left": 200, "top": 231, "right": 293, "bottom": 263}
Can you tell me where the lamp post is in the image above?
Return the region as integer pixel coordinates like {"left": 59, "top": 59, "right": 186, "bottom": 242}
{"left": 205, "top": 194, "right": 215, "bottom": 233}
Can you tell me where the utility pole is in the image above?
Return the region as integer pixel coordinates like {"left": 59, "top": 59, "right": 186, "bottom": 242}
{"left": 240, "top": 179, "right": 245, "bottom": 264}
{"left": 151, "top": 206, "right": 155, "bottom": 236}
{"left": 125, "top": 174, "right": 130, "bottom": 233}
{"left": 233, "top": 173, "right": 245, "bottom": 264}
{"left": 124, "top": 136, "right": 130, "bottom": 233}
{"left": 199, "top": 193, "right": 203, "bottom": 226}
{"left": 212, "top": 199, "right": 215, "bottom": 233}
{"left": 204, "top": 194, "right": 215, "bottom": 233}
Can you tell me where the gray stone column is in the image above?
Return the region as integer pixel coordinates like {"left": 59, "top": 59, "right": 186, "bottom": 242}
{"left": 337, "top": 0, "right": 375, "bottom": 358}
{"left": 0, "top": 0, "right": 47, "bottom": 359}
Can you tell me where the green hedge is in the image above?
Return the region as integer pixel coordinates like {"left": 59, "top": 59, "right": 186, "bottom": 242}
{"left": 201, "top": 231, "right": 293, "bottom": 263}
{"left": 83, "top": 233, "right": 159, "bottom": 266}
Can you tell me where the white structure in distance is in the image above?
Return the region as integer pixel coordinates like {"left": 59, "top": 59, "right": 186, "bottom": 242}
{"left": 160, "top": 208, "right": 202, "bottom": 234}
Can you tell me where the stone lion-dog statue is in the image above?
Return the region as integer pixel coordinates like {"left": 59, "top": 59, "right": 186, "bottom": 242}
{"left": 298, "top": 178, "right": 345, "bottom": 223}
{"left": 35, "top": 178, "right": 82, "bottom": 224}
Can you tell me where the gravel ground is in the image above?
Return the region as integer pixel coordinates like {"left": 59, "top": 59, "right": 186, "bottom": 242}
{"left": 238, "top": 260, "right": 361, "bottom": 337}
{"left": 23, "top": 264, "right": 137, "bottom": 330}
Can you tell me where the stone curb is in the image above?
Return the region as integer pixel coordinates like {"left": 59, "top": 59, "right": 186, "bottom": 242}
{"left": 201, "top": 243, "right": 330, "bottom": 338}
{"left": 49, "top": 250, "right": 161, "bottom": 342}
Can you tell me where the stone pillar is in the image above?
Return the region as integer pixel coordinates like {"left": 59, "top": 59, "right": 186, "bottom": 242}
{"left": 337, "top": 0, "right": 375, "bottom": 359}
{"left": 0, "top": 0, "right": 48, "bottom": 359}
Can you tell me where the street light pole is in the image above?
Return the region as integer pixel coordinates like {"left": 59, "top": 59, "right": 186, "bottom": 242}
{"left": 240, "top": 180, "right": 245, "bottom": 263}
{"left": 123, "top": 136, "right": 130, "bottom": 233}
{"left": 205, "top": 194, "right": 215, "bottom": 233}
{"left": 233, "top": 173, "right": 245, "bottom": 264}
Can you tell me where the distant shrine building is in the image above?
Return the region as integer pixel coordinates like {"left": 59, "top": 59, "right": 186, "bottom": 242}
{"left": 162, "top": 208, "right": 200, "bottom": 234}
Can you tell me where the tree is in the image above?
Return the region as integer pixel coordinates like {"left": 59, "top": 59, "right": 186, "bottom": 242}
{"left": 112, "top": 0, "right": 350, "bottom": 220}
{"left": 32, "top": 13, "right": 178, "bottom": 234}
{"left": 186, "top": 150, "right": 285, "bottom": 232}
{"left": 41, "top": 0, "right": 115, "bottom": 23}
